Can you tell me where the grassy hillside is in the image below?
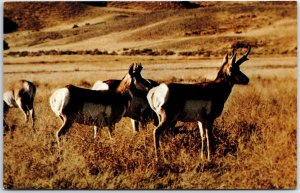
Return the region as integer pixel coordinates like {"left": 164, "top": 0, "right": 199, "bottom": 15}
{"left": 3, "top": 1, "right": 297, "bottom": 56}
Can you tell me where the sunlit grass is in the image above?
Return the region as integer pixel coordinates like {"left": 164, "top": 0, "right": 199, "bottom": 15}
{"left": 3, "top": 56, "right": 297, "bottom": 189}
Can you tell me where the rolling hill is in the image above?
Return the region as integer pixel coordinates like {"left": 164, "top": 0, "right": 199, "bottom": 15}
{"left": 3, "top": 1, "right": 297, "bottom": 56}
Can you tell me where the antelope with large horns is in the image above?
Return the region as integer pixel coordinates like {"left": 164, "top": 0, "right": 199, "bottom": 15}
{"left": 147, "top": 46, "right": 251, "bottom": 162}
{"left": 49, "top": 63, "right": 150, "bottom": 149}
{"left": 3, "top": 80, "right": 36, "bottom": 130}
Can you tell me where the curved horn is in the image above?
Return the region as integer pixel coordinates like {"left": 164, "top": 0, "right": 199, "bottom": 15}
{"left": 235, "top": 46, "right": 251, "bottom": 66}
{"left": 230, "top": 52, "right": 236, "bottom": 65}
{"left": 231, "top": 47, "right": 236, "bottom": 58}
{"left": 135, "top": 63, "right": 143, "bottom": 73}
{"left": 245, "top": 46, "right": 251, "bottom": 56}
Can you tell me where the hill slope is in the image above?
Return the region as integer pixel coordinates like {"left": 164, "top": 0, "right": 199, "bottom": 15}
{"left": 3, "top": 1, "right": 297, "bottom": 56}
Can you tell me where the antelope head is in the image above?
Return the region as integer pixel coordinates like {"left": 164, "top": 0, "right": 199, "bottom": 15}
{"left": 129, "top": 63, "right": 153, "bottom": 92}
{"left": 217, "top": 46, "right": 251, "bottom": 85}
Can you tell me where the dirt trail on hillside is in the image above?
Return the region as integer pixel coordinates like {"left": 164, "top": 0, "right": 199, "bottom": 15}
{"left": 30, "top": 16, "right": 296, "bottom": 53}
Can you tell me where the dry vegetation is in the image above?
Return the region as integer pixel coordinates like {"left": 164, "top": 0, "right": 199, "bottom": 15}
{"left": 2, "top": 1, "right": 297, "bottom": 190}
{"left": 3, "top": 56, "right": 297, "bottom": 189}
{"left": 4, "top": 1, "right": 297, "bottom": 55}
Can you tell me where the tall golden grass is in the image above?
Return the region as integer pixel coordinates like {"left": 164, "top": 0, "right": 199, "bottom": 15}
{"left": 3, "top": 57, "right": 297, "bottom": 189}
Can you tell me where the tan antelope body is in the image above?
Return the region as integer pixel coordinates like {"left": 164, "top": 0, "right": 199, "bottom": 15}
{"left": 3, "top": 80, "right": 36, "bottom": 129}
{"left": 147, "top": 47, "right": 251, "bottom": 162}
{"left": 92, "top": 77, "right": 158, "bottom": 134}
{"left": 49, "top": 64, "right": 150, "bottom": 149}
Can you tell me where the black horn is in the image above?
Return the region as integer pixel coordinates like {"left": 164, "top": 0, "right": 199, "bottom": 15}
{"left": 235, "top": 46, "right": 251, "bottom": 66}
{"left": 135, "top": 63, "right": 143, "bottom": 73}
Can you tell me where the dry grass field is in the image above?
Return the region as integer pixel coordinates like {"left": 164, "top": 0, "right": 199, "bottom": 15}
{"left": 2, "top": 1, "right": 297, "bottom": 190}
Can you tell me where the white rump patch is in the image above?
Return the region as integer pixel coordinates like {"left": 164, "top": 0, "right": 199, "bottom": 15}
{"left": 147, "top": 83, "right": 169, "bottom": 113}
{"left": 3, "top": 91, "right": 17, "bottom": 108}
{"left": 83, "top": 103, "right": 112, "bottom": 119}
{"left": 23, "top": 81, "right": 36, "bottom": 99}
{"left": 23, "top": 81, "right": 30, "bottom": 92}
{"left": 49, "top": 88, "right": 70, "bottom": 117}
{"left": 92, "top": 81, "right": 109, "bottom": 91}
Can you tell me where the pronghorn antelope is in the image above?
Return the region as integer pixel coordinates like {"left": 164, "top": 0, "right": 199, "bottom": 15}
{"left": 147, "top": 46, "right": 251, "bottom": 162}
{"left": 49, "top": 63, "right": 150, "bottom": 149}
{"left": 3, "top": 80, "right": 36, "bottom": 129}
{"left": 92, "top": 68, "right": 159, "bottom": 135}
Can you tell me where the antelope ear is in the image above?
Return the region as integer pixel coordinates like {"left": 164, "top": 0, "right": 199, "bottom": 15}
{"left": 222, "top": 53, "right": 228, "bottom": 64}
{"left": 138, "top": 63, "right": 143, "bottom": 68}
{"left": 129, "top": 63, "right": 135, "bottom": 75}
